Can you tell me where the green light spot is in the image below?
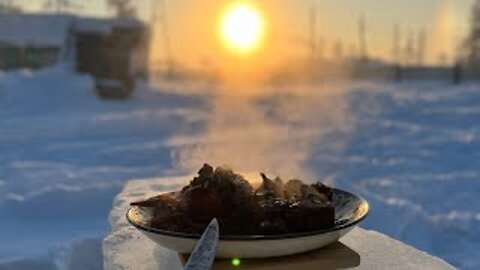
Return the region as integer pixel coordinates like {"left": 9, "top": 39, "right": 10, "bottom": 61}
{"left": 231, "top": 258, "right": 241, "bottom": 266}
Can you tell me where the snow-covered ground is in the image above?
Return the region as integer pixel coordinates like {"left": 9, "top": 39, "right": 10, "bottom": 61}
{"left": 0, "top": 66, "right": 478, "bottom": 269}
{"left": 0, "top": 67, "right": 205, "bottom": 269}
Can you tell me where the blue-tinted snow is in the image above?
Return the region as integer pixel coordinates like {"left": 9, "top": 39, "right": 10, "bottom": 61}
{"left": 0, "top": 67, "right": 478, "bottom": 269}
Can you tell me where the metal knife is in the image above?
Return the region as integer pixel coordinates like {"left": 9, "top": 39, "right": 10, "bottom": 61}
{"left": 184, "top": 218, "right": 219, "bottom": 270}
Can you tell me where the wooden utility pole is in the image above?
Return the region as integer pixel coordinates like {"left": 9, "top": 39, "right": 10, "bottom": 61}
{"left": 392, "top": 23, "right": 401, "bottom": 64}
{"left": 416, "top": 28, "right": 426, "bottom": 65}
{"left": 318, "top": 37, "right": 325, "bottom": 60}
{"left": 333, "top": 39, "right": 344, "bottom": 60}
{"left": 358, "top": 15, "right": 368, "bottom": 60}
{"left": 404, "top": 29, "right": 414, "bottom": 65}
{"left": 391, "top": 23, "right": 403, "bottom": 82}
{"left": 348, "top": 43, "right": 357, "bottom": 59}
{"left": 151, "top": 0, "right": 174, "bottom": 76}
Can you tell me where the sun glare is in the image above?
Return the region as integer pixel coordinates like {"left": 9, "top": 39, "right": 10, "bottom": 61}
{"left": 220, "top": 3, "right": 264, "bottom": 53}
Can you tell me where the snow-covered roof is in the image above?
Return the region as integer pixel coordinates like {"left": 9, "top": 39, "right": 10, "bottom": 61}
{"left": 0, "top": 13, "right": 73, "bottom": 47}
{"left": 0, "top": 13, "right": 146, "bottom": 47}
{"left": 74, "top": 17, "right": 145, "bottom": 35}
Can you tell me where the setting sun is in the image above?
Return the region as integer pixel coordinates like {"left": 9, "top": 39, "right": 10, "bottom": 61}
{"left": 220, "top": 3, "right": 264, "bottom": 53}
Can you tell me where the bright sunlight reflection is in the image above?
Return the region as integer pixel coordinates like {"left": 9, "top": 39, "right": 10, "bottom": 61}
{"left": 220, "top": 2, "right": 264, "bottom": 53}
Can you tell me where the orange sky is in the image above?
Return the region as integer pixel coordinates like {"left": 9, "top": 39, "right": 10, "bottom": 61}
{"left": 147, "top": 0, "right": 473, "bottom": 69}
{"left": 21, "top": 0, "right": 475, "bottom": 67}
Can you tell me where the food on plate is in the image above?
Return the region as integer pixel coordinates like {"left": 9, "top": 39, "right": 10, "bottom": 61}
{"left": 131, "top": 164, "right": 335, "bottom": 235}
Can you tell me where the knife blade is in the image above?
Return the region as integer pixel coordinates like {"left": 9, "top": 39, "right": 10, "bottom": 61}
{"left": 183, "top": 218, "right": 219, "bottom": 270}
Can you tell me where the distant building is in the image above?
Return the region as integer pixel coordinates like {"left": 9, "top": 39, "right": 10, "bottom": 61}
{"left": 0, "top": 14, "right": 71, "bottom": 70}
{"left": 0, "top": 13, "right": 150, "bottom": 98}
{"left": 71, "top": 17, "right": 150, "bottom": 98}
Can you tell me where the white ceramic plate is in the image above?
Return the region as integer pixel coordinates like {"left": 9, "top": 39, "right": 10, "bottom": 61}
{"left": 126, "top": 188, "right": 369, "bottom": 258}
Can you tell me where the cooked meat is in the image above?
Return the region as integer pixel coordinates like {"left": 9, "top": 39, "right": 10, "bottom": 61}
{"left": 179, "top": 186, "right": 224, "bottom": 221}
{"left": 131, "top": 164, "right": 335, "bottom": 235}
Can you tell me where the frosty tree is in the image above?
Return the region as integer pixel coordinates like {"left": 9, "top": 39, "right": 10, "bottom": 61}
{"left": 107, "top": 0, "right": 137, "bottom": 19}
{"left": 465, "top": 0, "right": 480, "bottom": 64}
{"left": 0, "top": 0, "right": 22, "bottom": 13}
{"left": 42, "top": 0, "right": 81, "bottom": 13}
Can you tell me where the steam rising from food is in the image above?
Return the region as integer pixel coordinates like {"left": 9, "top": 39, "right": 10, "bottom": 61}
{"left": 170, "top": 84, "right": 354, "bottom": 183}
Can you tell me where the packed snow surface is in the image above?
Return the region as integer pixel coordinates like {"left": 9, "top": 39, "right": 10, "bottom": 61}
{"left": 0, "top": 66, "right": 479, "bottom": 269}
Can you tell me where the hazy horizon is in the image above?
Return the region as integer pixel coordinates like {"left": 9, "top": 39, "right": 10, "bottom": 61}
{"left": 17, "top": 0, "right": 476, "bottom": 68}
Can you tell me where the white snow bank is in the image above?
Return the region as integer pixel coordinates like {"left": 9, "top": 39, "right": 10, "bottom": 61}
{"left": 54, "top": 237, "right": 103, "bottom": 270}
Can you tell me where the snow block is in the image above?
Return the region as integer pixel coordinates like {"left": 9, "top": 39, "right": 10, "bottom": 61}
{"left": 103, "top": 177, "right": 455, "bottom": 270}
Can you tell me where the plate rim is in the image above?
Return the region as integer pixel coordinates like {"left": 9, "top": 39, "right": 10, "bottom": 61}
{"left": 126, "top": 188, "right": 369, "bottom": 241}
